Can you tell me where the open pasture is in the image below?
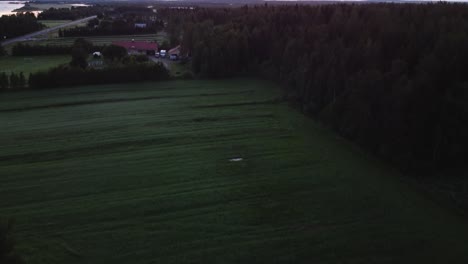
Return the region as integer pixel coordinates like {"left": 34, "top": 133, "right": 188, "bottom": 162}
{"left": 0, "top": 55, "right": 69, "bottom": 76}
{"left": 39, "top": 20, "right": 73, "bottom": 28}
{"left": 0, "top": 79, "right": 468, "bottom": 263}
{"left": 23, "top": 33, "right": 167, "bottom": 47}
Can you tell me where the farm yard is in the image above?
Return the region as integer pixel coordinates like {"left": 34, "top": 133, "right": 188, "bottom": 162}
{"left": 1, "top": 79, "right": 468, "bottom": 263}
{"left": 0, "top": 55, "right": 69, "bottom": 76}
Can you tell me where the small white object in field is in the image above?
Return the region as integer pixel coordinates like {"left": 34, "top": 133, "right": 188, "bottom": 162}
{"left": 229, "top": 158, "right": 243, "bottom": 162}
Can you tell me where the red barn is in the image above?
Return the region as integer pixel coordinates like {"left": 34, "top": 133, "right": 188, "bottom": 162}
{"left": 113, "top": 40, "right": 158, "bottom": 55}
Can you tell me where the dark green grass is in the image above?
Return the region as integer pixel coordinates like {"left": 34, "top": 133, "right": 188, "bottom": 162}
{"left": 38, "top": 20, "right": 73, "bottom": 28}
{"left": 0, "top": 79, "right": 467, "bottom": 264}
{"left": 0, "top": 55, "right": 69, "bottom": 76}
{"left": 20, "top": 33, "right": 167, "bottom": 47}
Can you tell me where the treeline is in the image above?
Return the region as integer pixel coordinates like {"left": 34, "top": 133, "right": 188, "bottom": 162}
{"left": 0, "top": 13, "right": 44, "bottom": 39}
{"left": 29, "top": 63, "right": 169, "bottom": 89}
{"left": 11, "top": 43, "right": 105, "bottom": 56}
{"left": 37, "top": 6, "right": 106, "bottom": 20}
{"left": 0, "top": 73, "right": 27, "bottom": 90}
{"left": 12, "top": 44, "right": 71, "bottom": 56}
{"left": 171, "top": 3, "right": 468, "bottom": 170}
{"left": 59, "top": 19, "right": 164, "bottom": 37}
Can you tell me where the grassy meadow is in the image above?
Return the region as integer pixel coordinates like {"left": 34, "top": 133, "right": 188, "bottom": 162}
{"left": 0, "top": 55, "right": 69, "bottom": 76}
{"left": 39, "top": 20, "right": 73, "bottom": 28}
{"left": 22, "top": 33, "right": 167, "bottom": 47}
{"left": 0, "top": 79, "right": 468, "bottom": 263}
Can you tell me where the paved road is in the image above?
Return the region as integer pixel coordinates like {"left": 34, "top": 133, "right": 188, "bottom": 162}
{"left": 0, "top": 16, "right": 97, "bottom": 46}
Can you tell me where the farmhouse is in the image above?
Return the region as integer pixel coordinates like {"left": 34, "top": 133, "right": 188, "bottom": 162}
{"left": 113, "top": 40, "right": 158, "bottom": 55}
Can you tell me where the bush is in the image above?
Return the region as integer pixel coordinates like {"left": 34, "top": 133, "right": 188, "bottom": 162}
{"left": 102, "top": 45, "right": 127, "bottom": 61}
{"left": 29, "top": 63, "right": 170, "bottom": 89}
{"left": 181, "top": 72, "right": 194, "bottom": 80}
{"left": 0, "top": 45, "right": 6, "bottom": 56}
{"left": 0, "top": 219, "right": 24, "bottom": 264}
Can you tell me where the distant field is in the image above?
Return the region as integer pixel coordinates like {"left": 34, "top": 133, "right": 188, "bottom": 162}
{"left": 0, "top": 55, "right": 69, "bottom": 76}
{"left": 23, "top": 33, "right": 167, "bottom": 47}
{"left": 39, "top": 20, "right": 72, "bottom": 28}
{"left": 30, "top": 3, "right": 76, "bottom": 10}
{"left": 1, "top": 79, "right": 468, "bottom": 263}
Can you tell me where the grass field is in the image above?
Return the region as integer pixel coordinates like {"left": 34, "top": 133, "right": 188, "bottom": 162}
{"left": 29, "top": 3, "right": 76, "bottom": 10}
{"left": 39, "top": 20, "right": 73, "bottom": 28}
{"left": 13, "top": 3, "right": 77, "bottom": 12}
{"left": 0, "top": 55, "right": 69, "bottom": 76}
{"left": 23, "top": 33, "right": 167, "bottom": 47}
{"left": 1, "top": 79, "right": 468, "bottom": 263}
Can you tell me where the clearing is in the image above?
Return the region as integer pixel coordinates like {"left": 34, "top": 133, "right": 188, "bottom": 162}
{"left": 0, "top": 79, "right": 467, "bottom": 263}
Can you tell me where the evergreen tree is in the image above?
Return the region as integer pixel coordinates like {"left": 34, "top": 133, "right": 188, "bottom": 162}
{"left": 0, "top": 73, "right": 9, "bottom": 90}
{"left": 9, "top": 73, "right": 19, "bottom": 89}
{"left": 18, "top": 72, "right": 26, "bottom": 89}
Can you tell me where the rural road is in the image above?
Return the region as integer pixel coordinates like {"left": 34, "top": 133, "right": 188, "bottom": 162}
{"left": 0, "top": 16, "right": 97, "bottom": 46}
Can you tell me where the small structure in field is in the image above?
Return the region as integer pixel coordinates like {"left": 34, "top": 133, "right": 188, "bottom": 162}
{"left": 134, "top": 23, "right": 147, "bottom": 28}
{"left": 112, "top": 40, "right": 158, "bottom": 55}
{"left": 168, "top": 45, "right": 181, "bottom": 60}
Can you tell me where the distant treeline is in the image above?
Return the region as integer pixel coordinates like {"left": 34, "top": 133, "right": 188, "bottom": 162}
{"left": 59, "top": 19, "right": 164, "bottom": 37}
{"left": 37, "top": 6, "right": 106, "bottom": 20}
{"left": 0, "top": 13, "right": 44, "bottom": 39}
{"left": 11, "top": 43, "right": 105, "bottom": 56}
{"left": 28, "top": 63, "right": 169, "bottom": 89}
{"left": 0, "top": 72, "right": 27, "bottom": 90}
{"left": 165, "top": 3, "right": 468, "bottom": 170}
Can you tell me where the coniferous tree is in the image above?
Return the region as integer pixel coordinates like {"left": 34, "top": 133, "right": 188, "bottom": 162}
{"left": 9, "top": 73, "right": 19, "bottom": 89}
{"left": 18, "top": 72, "right": 26, "bottom": 89}
{"left": 0, "top": 73, "right": 9, "bottom": 90}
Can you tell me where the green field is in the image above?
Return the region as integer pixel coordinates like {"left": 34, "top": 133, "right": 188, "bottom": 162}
{"left": 39, "top": 20, "right": 73, "bottom": 28}
{"left": 1, "top": 79, "right": 468, "bottom": 263}
{"left": 23, "top": 33, "right": 167, "bottom": 47}
{"left": 0, "top": 55, "right": 69, "bottom": 76}
{"left": 30, "top": 3, "right": 76, "bottom": 10}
